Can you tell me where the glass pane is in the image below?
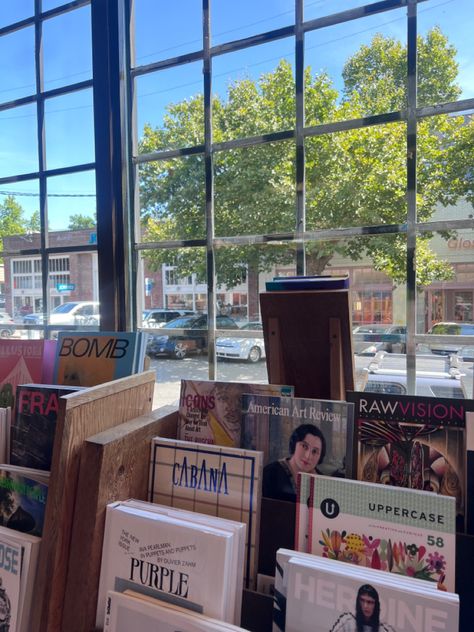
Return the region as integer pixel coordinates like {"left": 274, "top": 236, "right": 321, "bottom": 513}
{"left": 44, "top": 88, "right": 95, "bottom": 170}
{"left": 42, "top": 0, "right": 72, "bottom": 11}
{"left": 214, "top": 141, "right": 296, "bottom": 237}
{"left": 213, "top": 38, "right": 295, "bottom": 140}
{"left": 0, "top": 26, "right": 35, "bottom": 103}
{"left": 0, "top": 104, "right": 38, "bottom": 177}
{"left": 135, "top": 61, "right": 203, "bottom": 153}
{"left": 304, "top": 0, "right": 366, "bottom": 21}
{"left": 47, "top": 253, "right": 99, "bottom": 323}
{"left": 0, "top": 2, "right": 33, "bottom": 28}
{"left": 140, "top": 246, "right": 209, "bottom": 408}
{"left": 47, "top": 171, "right": 96, "bottom": 243}
{"left": 305, "top": 122, "right": 407, "bottom": 229}
{"left": 418, "top": 112, "right": 474, "bottom": 222}
{"left": 0, "top": 182, "right": 40, "bottom": 249}
{"left": 133, "top": 0, "right": 202, "bottom": 67}
{"left": 305, "top": 6, "right": 407, "bottom": 123}
{"left": 212, "top": 0, "right": 294, "bottom": 46}
{"left": 42, "top": 6, "right": 92, "bottom": 91}
{"left": 418, "top": 0, "right": 473, "bottom": 107}
{"left": 138, "top": 155, "right": 206, "bottom": 242}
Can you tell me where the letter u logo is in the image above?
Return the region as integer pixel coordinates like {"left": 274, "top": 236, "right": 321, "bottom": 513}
{"left": 320, "top": 498, "right": 340, "bottom": 519}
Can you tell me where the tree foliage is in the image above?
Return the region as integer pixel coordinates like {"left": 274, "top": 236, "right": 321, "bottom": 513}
{"left": 68, "top": 214, "right": 96, "bottom": 230}
{"left": 140, "top": 28, "right": 471, "bottom": 288}
{"left": 0, "top": 196, "right": 40, "bottom": 259}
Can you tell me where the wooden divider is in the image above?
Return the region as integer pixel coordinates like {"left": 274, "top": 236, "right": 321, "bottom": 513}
{"left": 31, "top": 370, "right": 156, "bottom": 632}
{"left": 62, "top": 405, "right": 178, "bottom": 632}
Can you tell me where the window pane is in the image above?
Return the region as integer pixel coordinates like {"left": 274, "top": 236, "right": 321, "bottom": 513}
{"left": 304, "top": 0, "right": 365, "bottom": 21}
{"left": 132, "top": 0, "right": 202, "bottom": 67}
{"left": 418, "top": 0, "right": 473, "bottom": 107}
{"left": 0, "top": 26, "right": 35, "bottom": 103}
{"left": 0, "top": 104, "right": 38, "bottom": 176}
{"left": 140, "top": 246, "right": 209, "bottom": 407}
{"left": 138, "top": 155, "right": 206, "bottom": 242}
{"left": 305, "top": 122, "right": 407, "bottom": 229}
{"left": 305, "top": 7, "right": 407, "bottom": 124}
{"left": 47, "top": 253, "right": 99, "bottom": 319}
{"left": 0, "top": 182, "right": 40, "bottom": 247}
{"left": 214, "top": 141, "right": 295, "bottom": 237}
{"left": 213, "top": 38, "right": 294, "bottom": 140}
{"left": 212, "top": 0, "right": 294, "bottom": 46}
{"left": 47, "top": 171, "right": 96, "bottom": 242}
{"left": 135, "top": 61, "right": 203, "bottom": 153}
{"left": 418, "top": 112, "right": 474, "bottom": 222}
{"left": 42, "top": 6, "right": 92, "bottom": 91}
{"left": 0, "top": 2, "right": 33, "bottom": 29}
{"left": 44, "top": 88, "right": 95, "bottom": 169}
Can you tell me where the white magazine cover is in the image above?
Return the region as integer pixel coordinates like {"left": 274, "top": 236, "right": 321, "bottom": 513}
{"left": 273, "top": 548, "right": 454, "bottom": 632}
{"left": 122, "top": 499, "right": 245, "bottom": 625}
{"left": 149, "top": 437, "right": 262, "bottom": 589}
{"left": 285, "top": 556, "right": 459, "bottom": 632}
{"left": 96, "top": 502, "right": 234, "bottom": 629}
{"left": 0, "top": 527, "right": 41, "bottom": 632}
{"left": 0, "top": 534, "right": 22, "bottom": 632}
{"left": 104, "top": 590, "right": 248, "bottom": 632}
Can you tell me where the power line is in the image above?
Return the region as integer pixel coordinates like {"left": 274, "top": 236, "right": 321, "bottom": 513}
{"left": 0, "top": 191, "right": 96, "bottom": 198}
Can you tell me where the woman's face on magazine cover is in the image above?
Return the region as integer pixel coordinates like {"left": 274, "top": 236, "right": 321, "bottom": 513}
{"left": 291, "top": 433, "right": 322, "bottom": 473}
{"left": 359, "top": 593, "right": 376, "bottom": 620}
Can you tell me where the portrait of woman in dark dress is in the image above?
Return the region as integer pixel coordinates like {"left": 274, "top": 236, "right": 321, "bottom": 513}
{"left": 262, "top": 423, "right": 326, "bottom": 502}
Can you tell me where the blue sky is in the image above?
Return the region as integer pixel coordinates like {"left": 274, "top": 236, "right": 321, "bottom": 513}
{"left": 0, "top": 0, "right": 472, "bottom": 230}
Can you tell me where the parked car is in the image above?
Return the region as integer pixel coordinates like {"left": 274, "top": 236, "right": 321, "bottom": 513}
{"left": 352, "top": 324, "right": 390, "bottom": 354}
{"left": 216, "top": 322, "right": 265, "bottom": 363}
{"left": 23, "top": 301, "right": 100, "bottom": 327}
{"left": 362, "top": 351, "right": 467, "bottom": 398}
{"left": 147, "top": 313, "right": 239, "bottom": 359}
{"left": 142, "top": 308, "right": 195, "bottom": 328}
{"left": 356, "top": 325, "right": 407, "bottom": 356}
{"left": 0, "top": 312, "right": 16, "bottom": 338}
{"left": 425, "top": 322, "right": 474, "bottom": 355}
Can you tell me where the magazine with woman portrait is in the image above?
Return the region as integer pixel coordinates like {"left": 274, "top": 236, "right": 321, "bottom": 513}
{"left": 241, "top": 394, "right": 354, "bottom": 503}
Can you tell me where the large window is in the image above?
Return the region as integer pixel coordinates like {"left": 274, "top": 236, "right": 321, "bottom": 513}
{"left": 1, "top": 1, "right": 473, "bottom": 402}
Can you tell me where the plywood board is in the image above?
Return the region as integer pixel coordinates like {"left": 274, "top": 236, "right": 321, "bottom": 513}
{"left": 62, "top": 406, "right": 177, "bottom": 632}
{"left": 31, "top": 370, "right": 156, "bottom": 632}
{"left": 260, "top": 290, "right": 354, "bottom": 400}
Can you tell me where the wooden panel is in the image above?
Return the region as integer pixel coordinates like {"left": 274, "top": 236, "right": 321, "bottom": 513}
{"left": 62, "top": 406, "right": 178, "bottom": 632}
{"left": 260, "top": 290, "right": 354, "bottom": 400}
{"left": 31, "top": 370, "right": 156, "bottom": 632}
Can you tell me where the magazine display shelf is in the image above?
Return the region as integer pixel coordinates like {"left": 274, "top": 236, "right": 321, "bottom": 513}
{"left": 50, "top": 404, "right": 474, "bottom": 632}
{"left": 30, "top": 370, "right": 156, "bottom": 632}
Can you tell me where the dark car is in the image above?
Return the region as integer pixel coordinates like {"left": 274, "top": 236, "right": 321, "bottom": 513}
{"left": 147, "top": 313, "right": 239, "bottom": 359}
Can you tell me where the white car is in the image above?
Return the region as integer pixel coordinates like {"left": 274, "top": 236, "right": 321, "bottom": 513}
{"left": 23, "top": 301, "right": 100, "bottom": 327}
{"left": 216, "top": 322, "right": 265, "bottom": 363}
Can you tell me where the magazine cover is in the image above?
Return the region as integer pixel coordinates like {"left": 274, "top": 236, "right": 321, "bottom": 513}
{"left": 149, "top": 437, "right": 261, "bottom": 588}
{"left": 296, "top": 473, "right": 456, "bottom": 591}
{"left": 0, "top": 340, "right": 46, "bottom": 409}
{"left": 346, "top": 391, "right": 473, "bottom": 531}
{"left": 0, "top": 526, "right": 41, "bottom": 632}
{"left": 242, "top": 394, "right": 353, "bottom": 475}
{"left": 177, "top": 380, "right": 294, "bottom": 446}
{"left": 104, "top": 589, "right": 248, "bottom": 632}
{"left": 95, "top": 502, "right": 235, "bottom": 629}
{"left": 11, "top": 384, "right": 83, "bottom": 470}
{"left": 0, "top": 535, "right": 22, "bottom": 632}
{"left": 285, "top": 555, "right": 459, "bottom": 632}
{"left": 0, "top": 466, "right": 49, "bottom": 537}
{"left": 466, "top": 411, "right": 474, "bottom": 535}
{"left": 53, "top": 331, "right": 141, "bottom": 387}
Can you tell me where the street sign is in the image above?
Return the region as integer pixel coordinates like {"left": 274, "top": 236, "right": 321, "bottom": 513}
{"left": 57, "top": 283, "right": 76, "bottom": 292}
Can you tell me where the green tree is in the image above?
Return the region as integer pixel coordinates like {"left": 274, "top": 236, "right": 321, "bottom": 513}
{"left": 140, "top": 28, "right": 468, "bottom": 288}
{"left": 0, "top": 196, "right": 38, "bottom": 260}
{"left": 68, "top": 214, "right": 96, "bottom": 230}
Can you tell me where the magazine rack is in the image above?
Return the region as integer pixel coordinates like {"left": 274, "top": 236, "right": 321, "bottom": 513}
{"left": 260, "top": 290, "right": 354, "bottom": 400}
{"left": 42, "top": 401, "right": 474, "bottom": 632}
{"left": 31, "top": 370, "right": 156, "bottom": 632}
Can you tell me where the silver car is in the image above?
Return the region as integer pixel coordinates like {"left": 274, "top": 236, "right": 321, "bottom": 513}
{"left": 216, "top": 322, "right": 265, "bottom": 363}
